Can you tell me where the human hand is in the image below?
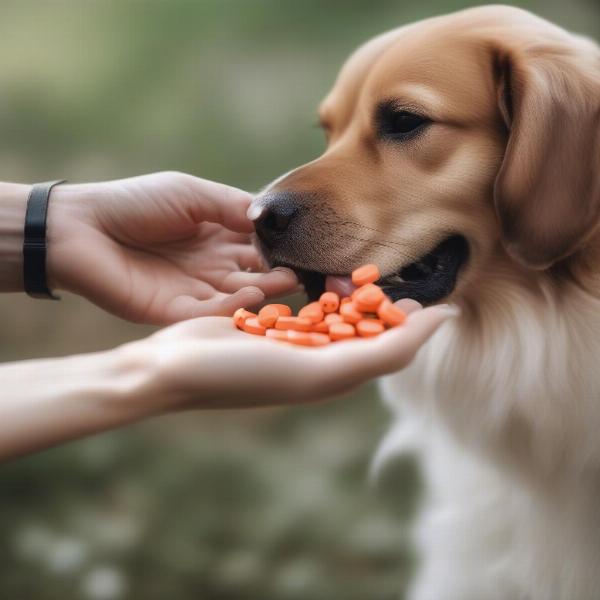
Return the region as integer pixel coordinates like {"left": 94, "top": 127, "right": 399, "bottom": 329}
{"left": 0, "top": 300, "right": 455, "bottom": 461}
{"left": 46, "top": 172, "right": 298, "bottom": 324}
{"left": 129, "top": 302, "right": 457, "bottom": 411}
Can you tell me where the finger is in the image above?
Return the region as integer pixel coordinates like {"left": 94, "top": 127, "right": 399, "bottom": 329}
{"left": 164, "top": 287, "right": 266, "bottom": 323}
{"left": 217, "top": 230, "right": 253, "bottom": 244}
{"left": 182, "top": 174, "right": 256, "bottom": 233}
{"left": 375, "top": 304, "right": 460, "bottom": 367}
{"left": 218, "top": 267, "right": 298, "bottom": 296}
{"left": 394, "top": 298, "right": 422, "bottom": 315}
{"left": 221, "top": 243, "right": 263, "bottom": 271}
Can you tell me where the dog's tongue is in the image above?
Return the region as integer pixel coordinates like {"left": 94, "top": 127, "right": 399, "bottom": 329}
{"left": 325, "top": 275, "right": 356, "bottom": 297}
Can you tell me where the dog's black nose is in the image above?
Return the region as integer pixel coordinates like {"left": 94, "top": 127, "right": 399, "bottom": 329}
{"left": 253, "top": 193, "right": 299, "bottom": 246}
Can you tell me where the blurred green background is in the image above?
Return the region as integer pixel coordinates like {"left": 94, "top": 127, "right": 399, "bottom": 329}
{"left": 0, "top": 1, "right": 597, "bottom": 599}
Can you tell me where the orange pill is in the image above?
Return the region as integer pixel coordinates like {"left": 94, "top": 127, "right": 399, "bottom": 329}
{"left": 286, "top": 330, "right": 312, "bottom": 345}
{"left": 308, "top": 332, "right": 331, "bottom": 346}
{"left": 271, "top": 304, "right": 293, "bottom": 317}
{"left": 258, "top": 306, "right": 279, "bottom": 327}
{"left": 329, "top": 322, "right": 356, "bottom": 341}
{"left": 275, "top": 316, "right": 313, "bottom": 331}
{"left": 352, "top": 264, "right": 380, "bottom": 287}
{"left": 287, "top": 330, "right": 331, "bottom": 346}
{"left": 324, "top": 313, "right": 343, "bottom": 325}
{"left": 319, "top": 291, "right": 340, "bottom": 313}
{"left": 312, "top": 321, "right": 329, "bottom": 333}
{"left": 340, "top": 301, "right": 363, "bottom": 324}
{"left": 353, "top": 283, "right": 385, "bottom": 312}
{"left": 266, "top": 328, "right": 288, "bottom": 340}
{"left": 243, "top": 317, "right": 267, "bottom": 335}
{"left": 298, "top": 301, "right": 324, "bottom": 324}
{"left": 356, "top": 318, "right": 385, "bottom": 337}
{"left": 377, "top": 299, "right": 406, "bottom": 327}
{"left": 258, "top": 304, "right": 292, "bottom": 327}
{"left": 233, "top": 308, "right": 256, "bottom": 329}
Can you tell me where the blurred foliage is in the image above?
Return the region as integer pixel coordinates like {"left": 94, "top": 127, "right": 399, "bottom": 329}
{"left": 0, "top": 1, "right": 597, "bottom": 599}
{"left": 1, "top": 393, "right": 422, "bottom": 600}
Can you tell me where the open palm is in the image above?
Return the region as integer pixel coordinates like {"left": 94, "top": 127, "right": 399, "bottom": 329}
{"left": 47, "top": 172, "right": 297, "bottom": 324}
{"left": 141, "top": 302, "right": 457, "bottom": 409}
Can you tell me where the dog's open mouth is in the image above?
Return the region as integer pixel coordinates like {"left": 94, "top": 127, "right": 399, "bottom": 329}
{"left": 290, "top": 235, "right": 469, "bottom": 305}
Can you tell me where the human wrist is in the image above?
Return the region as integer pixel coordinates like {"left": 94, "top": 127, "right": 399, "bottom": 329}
{"left": 107, "top": 339, "right": 170, "bottom": 419}
{"left": 45, "top": 342, "right": 162, "bottom": 429}
{"left": 0, "top": 182, "right": 30, "bottom": 292}
{"left": 45, "top": 182, "right": 106, "bottom": 292}
{"left": 0, "top": 344, "right": 160, "bottom": 460}
{"left": 116, "top": 336, "right": 199, "bottom": 415}
{"left": 122, "top": 333, "right": 231, "bottom": 413}
{"left": 41, "top": 344, "right": 159, "bottom": 424}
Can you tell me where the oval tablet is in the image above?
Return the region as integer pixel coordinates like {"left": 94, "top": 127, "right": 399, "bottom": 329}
{"left": 351, "top": 264, "right": 380, "bottom": 286}
{"left": 243, "top": 317, "right": 267, "bottom": 335}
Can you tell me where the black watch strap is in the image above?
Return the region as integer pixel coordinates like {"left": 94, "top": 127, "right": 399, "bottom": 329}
{"left": 23, "top": 180, "right": 66, "bottom": 300}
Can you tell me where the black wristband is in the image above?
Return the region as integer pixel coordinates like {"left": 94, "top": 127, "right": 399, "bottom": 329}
{"left": 23, "top": 180, "right": 66, "bottom": 300}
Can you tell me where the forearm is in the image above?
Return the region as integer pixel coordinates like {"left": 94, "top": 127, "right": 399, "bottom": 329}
{"left": 0, "top": 182, "right": 30, "bottom": 292}
{"left": 0, "top": 344, "right": 160, "bottom": 461}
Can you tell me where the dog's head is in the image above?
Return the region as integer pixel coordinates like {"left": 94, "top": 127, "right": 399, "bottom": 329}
{"left": 251, "top": 6, "right": 600, "bottom": 305}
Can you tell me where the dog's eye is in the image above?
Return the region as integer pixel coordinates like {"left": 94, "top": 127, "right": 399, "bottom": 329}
{"left": 377, "top": 104, "right": 430, "bottom": 141}
{"left": 390, "top": 112, "right": 425, "bottom": 133}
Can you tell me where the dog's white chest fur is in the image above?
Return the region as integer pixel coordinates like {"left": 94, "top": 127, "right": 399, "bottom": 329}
{"left": 378, "top": 300, "right": 600, "bottom": 600}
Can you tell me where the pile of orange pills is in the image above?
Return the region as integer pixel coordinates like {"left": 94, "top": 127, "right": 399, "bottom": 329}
{"left": 233, "top": 264, "right": 407, "bottom": 347}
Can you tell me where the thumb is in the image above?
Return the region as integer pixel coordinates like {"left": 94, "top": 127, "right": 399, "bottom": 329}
{"left": 182, "top": 174, "right": 255, "bottom": 233}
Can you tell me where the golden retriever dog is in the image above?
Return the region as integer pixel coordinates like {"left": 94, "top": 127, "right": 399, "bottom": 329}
{"left": 250, "top": 5, "right": 600, "bottom": 599}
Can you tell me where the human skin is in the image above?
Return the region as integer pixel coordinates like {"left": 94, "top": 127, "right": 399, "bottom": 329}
{"left": 0, "top": 306, "right": 457, "bottom": 460}
{"left": 1, "top": 172, "right": 298, "bottom": 323}
{"left": 0, "top": 173, "right": 457, "bottom": 460}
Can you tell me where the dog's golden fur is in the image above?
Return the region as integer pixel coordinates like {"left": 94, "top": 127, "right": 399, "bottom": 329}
{"left": 264, "top": 5, "right": 600, "bottom": 598}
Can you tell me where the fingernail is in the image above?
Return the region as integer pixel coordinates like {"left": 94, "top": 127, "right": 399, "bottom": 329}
{"left": 247, "top": 203, "right": 265, "bottom": 221}
{"left": 272, "top": 267, "right": 297, "bottom": 277}
{"left": 438, "top": 303, "right": 461, "bottom": 317}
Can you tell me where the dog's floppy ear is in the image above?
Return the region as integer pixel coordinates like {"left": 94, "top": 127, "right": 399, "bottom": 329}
{"left": 493, "top": 40, "right": 600, "bottom": 269}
